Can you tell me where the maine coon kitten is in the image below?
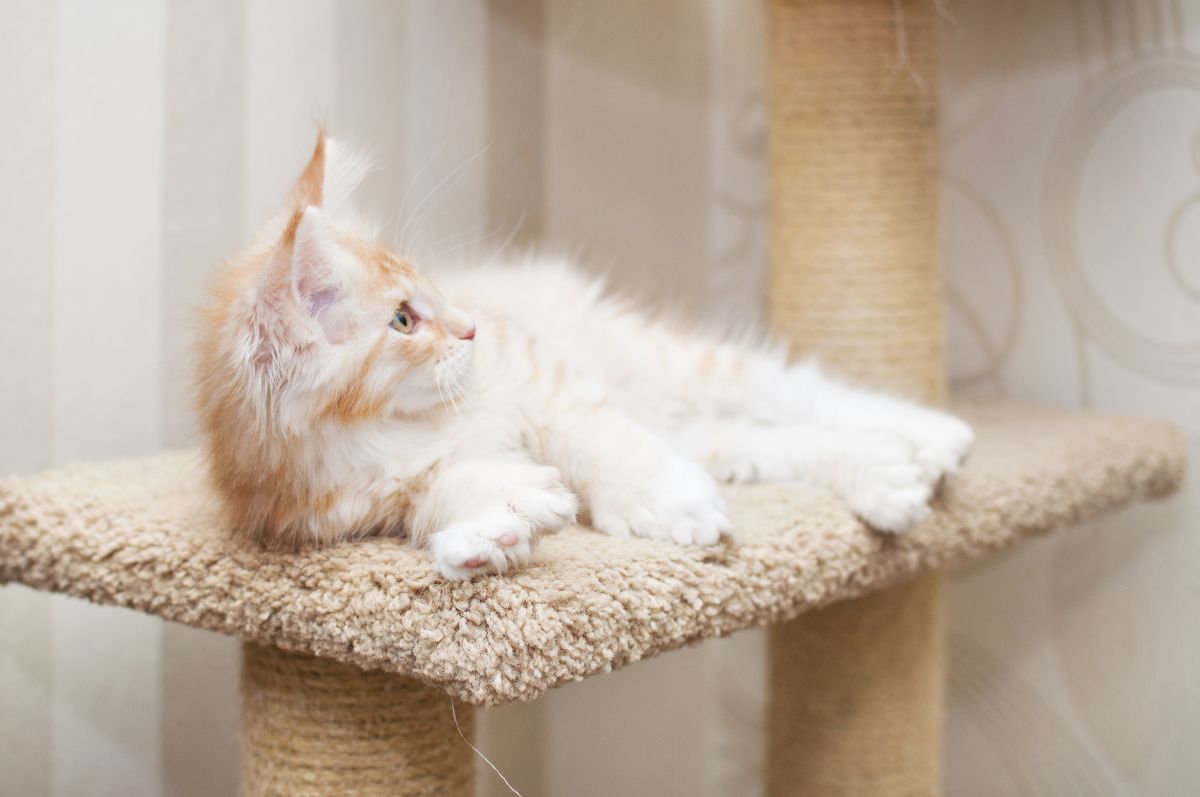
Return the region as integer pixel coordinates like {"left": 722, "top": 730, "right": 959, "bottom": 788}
{"left": 197, "top": 134, "right": 973, "bottom": 579}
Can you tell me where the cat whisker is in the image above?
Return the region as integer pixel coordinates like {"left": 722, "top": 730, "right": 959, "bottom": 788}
{"left": 419, "top": 223, "right": 510, "bottom": 268}
{"left": 446, "top": 376, "right": 472, "bottom": 427}
{"left": 434, "top": 375, "right": 451, "bottom": 412}
{"left": 391, "top": 143, "right": 446, "bottom": 248}
{"left": 396, "top": 140, "right": 492, "bottom": 258}
{"left": 409, "top": 226, "right": 482, "bottom": 267}
{"left": 478, "top": 210, "right": 528, "bottom": 270}
{"left": 404, "top": 210, "right": 468, "bottom": 262}
{"left": 435, "top": 373, "right": 470, "bottom": 430}
{"left": 447, "top": 391, "right": 467, "bottom": 426}
{"left": 414, "top": 208, "right": 527, "bottom": 275}
{"left": 449, "top": 383, "right": 482, "bottom": 416}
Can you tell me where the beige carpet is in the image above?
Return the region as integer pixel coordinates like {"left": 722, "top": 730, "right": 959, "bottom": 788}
{"left": 0, "top": 400, "right": 1185, "bottom": 706}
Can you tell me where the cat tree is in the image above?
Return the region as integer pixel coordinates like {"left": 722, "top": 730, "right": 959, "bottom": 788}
{"left": 0, "top": 1, "right": 1188, "bottom": 794}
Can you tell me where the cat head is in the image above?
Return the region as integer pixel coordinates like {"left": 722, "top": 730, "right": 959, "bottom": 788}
{"left": 201, "top": 133, "right": 477, "bottom": 440}
{"left": 197, "top": 132, "right": 477, "bottom": 541}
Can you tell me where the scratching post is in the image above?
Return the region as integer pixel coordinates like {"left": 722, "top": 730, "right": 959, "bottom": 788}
{"left": 240, "top": 643, "right": 475, "bottom": 797}
{"left": 766, "top": 0, "right": 945, "bottom": 795}
{"left": 766, "top": 578, "right": 944, "bottom": 795}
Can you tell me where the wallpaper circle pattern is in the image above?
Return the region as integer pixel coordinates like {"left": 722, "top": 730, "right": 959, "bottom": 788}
{"left": 1044, "top": 55, "right": 1200, "bottom": 384}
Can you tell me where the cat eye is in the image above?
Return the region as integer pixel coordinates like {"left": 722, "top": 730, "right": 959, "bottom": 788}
{"left": 390, "top": 306, "right": 415, "bottom": 334}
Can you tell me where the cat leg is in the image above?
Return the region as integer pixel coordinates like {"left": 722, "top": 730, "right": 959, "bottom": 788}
{"left": 630, "top": 336, "right": 970, "bottom": 488}
{"left": 648, "top": 336, "right": 972, "bottom": 482}
{"left": 675, "top": 418, "right": 938, "bottom": 533}
{"left": 409, "top": 455, "right": 578, "bottom": 580}
{"left": 773, "top": 362, "right": 975, "bottom": 483}
{"left": 524, "top": 389, "right": 731, "bottom": 545}
{"left": 607, "top": 331, "right": 966, "bottom": 526}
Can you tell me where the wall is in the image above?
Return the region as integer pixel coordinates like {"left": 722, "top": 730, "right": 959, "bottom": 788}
{"left": 0, "top": 2, "right": 1195, "bottom": 795}
{"left": 941, "top": 2, "right": 1200, "bottom": 794}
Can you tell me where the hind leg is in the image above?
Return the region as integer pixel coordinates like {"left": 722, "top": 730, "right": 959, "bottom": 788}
{"left": 696, "top": 354, "right": 973, "bottom": 484}
{"left": 632, "top": 335, "right": 971, "bottom": 485}
{"left": 609, "top": 331, "right": 970, "bottom": 515}
{"left": 672, "top": 417, "right": 939, "bottom": 533}
{"left": 772, "top": 363, "right": 974, "bottom": 483}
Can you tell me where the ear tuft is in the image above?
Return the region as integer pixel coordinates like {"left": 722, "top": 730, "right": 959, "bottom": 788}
{"left": 291, "top": 134, "right": 326, "bottom": 209}
{"left": 322, "top": 138, "right": 372, "bottom": 219}
{"left": 288, "top": 130, "right": 371, "bottom": 223}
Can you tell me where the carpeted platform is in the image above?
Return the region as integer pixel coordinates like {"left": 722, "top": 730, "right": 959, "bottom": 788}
{"left": 0, "top": 400, "right": 1185, "bottom": 705}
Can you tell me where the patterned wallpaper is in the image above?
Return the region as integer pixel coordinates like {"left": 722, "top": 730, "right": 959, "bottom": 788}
{"left": 941, "top": 2, "right": 1200, "bottom": 795}
{"left": 0, "top": 2, "right": 1195, "bottom": 796}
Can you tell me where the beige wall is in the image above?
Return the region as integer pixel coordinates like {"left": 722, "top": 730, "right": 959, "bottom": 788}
{"left": 941, "top": 2, "right": 1200, "bottom": 795}
{"left": 0, "top": 2, "right": 1196, "bottom": 795}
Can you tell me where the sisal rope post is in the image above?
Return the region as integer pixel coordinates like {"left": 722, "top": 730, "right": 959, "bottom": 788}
{"left": 240, "top": 642, "right": 475, "bottom": 797}
{"left": 766, "top": 1, "right": 946, "bottom": 795}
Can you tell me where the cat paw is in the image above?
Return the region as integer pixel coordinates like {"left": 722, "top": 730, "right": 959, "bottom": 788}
{"left": 431, "top": 473, "right": 578, "bottom": 580}
{"left": 895, "top": 410, "right": 975, "bottom": 483}
{"left": 430, "top": 509, "right": 535, "bottom": 580}
{"left": 841, "top": 436, "right": 935, "bottom": 534}
{"left": 711, "top": 457, "right": 758, "bottom": 484}
{"left": 588, "top": 454, "right": 731, "bottom": 545}
{"left": 505, "top": 467, "right": 580, "bottom": 533}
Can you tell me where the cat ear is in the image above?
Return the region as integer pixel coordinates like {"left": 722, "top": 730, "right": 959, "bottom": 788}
{"left": 290, "top": 131, "right": 370, "bottom": 220}
{"left": 275, "top": 130, "right": 370, "bottom": 313}
{"left": 289, "top": 206, "right": 342, "bottom": 319}
{"left": 255, "top": 132, "right": 370, "bottom": 350}
{"left": 263, "top": 205, "right": 344, "bottom": 325}
{"left": 251, "top": 207, "right": 346, "bottom": 364}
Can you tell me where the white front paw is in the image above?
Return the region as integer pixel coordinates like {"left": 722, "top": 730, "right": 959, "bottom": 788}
{"left": 431, "top": 509, "right": 533, "bottom": 580}
{"left": 587, "top": 452, "right": 731, "bottom": 545}
{"left": 431, "top": 470, "right": 578, "bottom": 580}
{"left": 841, "top": 435, "right": 935, "bottom": 534}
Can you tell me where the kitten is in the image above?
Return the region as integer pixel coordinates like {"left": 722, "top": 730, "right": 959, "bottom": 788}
{"left": 196, "top": 134, "right": 973, "bottom": 580}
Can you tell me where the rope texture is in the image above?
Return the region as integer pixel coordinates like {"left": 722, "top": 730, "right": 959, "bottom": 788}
{"left": 768, "top": 0, "right": 945, "bottom": 402}
{"left": 766, "top": 1, "right": 946, "bottom": 795}
{"left": 241, "top": 642, "right": 475, "bottom": 797}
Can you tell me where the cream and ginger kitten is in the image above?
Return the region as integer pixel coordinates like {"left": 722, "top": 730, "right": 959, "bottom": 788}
{"left": 197, "top": 134, "right": 973, "bottom": 580}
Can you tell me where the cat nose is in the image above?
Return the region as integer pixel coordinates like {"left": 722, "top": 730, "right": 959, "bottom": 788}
{"left": 459, "top": 324, "right": 476, "bottom": 341}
